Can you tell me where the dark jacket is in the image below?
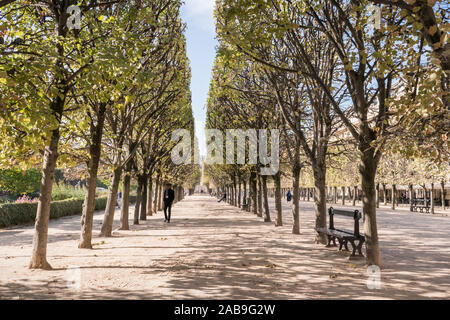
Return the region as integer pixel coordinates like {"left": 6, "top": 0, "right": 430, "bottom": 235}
{"left": 164, "top": 188, "right": 175, "bottom": 204}
{"left": 286, "top": 191, "right": 292, "bottom": 201}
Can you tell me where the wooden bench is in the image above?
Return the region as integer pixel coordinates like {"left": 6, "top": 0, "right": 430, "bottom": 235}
{"left": 242, "top": 197, "right": 251, "bottom": 211}
{"left": 316, "top": 207, "right": 365, "bottom": 258}
{"left": 411, "top": 199, "right": 430, "bottom": 213}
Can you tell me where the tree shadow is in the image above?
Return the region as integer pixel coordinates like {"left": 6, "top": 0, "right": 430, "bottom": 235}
{"left": 0, "top": 197, "right": 449, "bottom": 299}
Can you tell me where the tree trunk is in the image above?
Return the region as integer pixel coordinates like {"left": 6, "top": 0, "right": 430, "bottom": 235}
{"left": 292, "top": 161, "right": 301, "bottom": 235}
{"left": 140, "top": 174, "right": 147, "bottom": 220}
{"left": 119, "top": 172, "right": 130, "bottom": 230}
{"left": 250, "top": 172, "right": 257, "bottom": 215}
{"left": 257, "top": 175, "right": 263, "bottom": 217}
{"left": 153, "top": 177, "right": 160, "bottom": 214}
{"left": 375, "top": 183, "right": 380, "bottom": 208}
{"left": 134, "top": 179, "right": 142, "bottom": 225}
{"left": 230, "top": 185, "right": 233, "bottom": 204}
{"left": 29, "top": 123, "right": 61, "bottom": 270}
{"left": 353, "top": 186, "right": 357, "bottom": 206}
{"left": 333, "top": 186, "right": 337, "bottom": 204}
{"left": 313, "top": 163, "right": 327, "bottom": 244}
{"left": 441, "top": 181, "right": 446, "bottom": 210}
{"left": 100, "top": 166, "right": 122, "bottom": 237}
{"left": 225, "top": 186, "right": 229, "bottom": 203}
{"left": 158, "top": 181, "right": 163, "bottom": 211}
{"left": 391, "top": 184, "right": 396, "bottom": 210}
{"left": 431, "top": 183, "right": 435, "bottom": 214}
{"left": 230, "top": 185, "right": 233, "bottom": 205}
{"left": 173, "top": 185, "right": 178, "bottom": 204}
{"left": 147, "top": 175, "right": 153, "bottom": 216}
{"left": 243, "top": 179, "right": 247, "bottom": 208}
{"left": 238, "top": 176, "right": 242, "bottom": 208}
{"left": 409, "top": 184, "right": 414, "bottom": 211}
{"left": 360, "top": 150, "right": 382, "bottom": 267}
{"left": 79, "top": 103, "right": 106, "bottom": 249}
{"left": 232, "top": 184, "right": 235, "bottom": 206}
{"left": 261, "top": 175, "right": 271, "bottom": 222}
{"left": 274, "top": 171, "right": 282, "bottom": 226}
{"left": 382, "top": 184, "right": 387, "bottom": 205}
{"left": 226, "top": 186, "right": 229, "bottom": 203}
{"left": 341, "top": 186, "right": 345, "bottom": 205}
{"left": 233, "top": 176, "right": 237, "bottom": 206}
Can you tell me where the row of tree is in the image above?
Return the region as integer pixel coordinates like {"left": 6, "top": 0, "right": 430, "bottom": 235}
{"left": 204, "top": 0, "right": 448, "bottom": 266}
{"left": 0, "top": 1, "right": 199, "bottom": 269}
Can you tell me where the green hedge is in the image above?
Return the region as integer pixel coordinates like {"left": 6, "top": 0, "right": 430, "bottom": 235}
{"left": 0, "top": 194, "right": 137, "bottom": 228}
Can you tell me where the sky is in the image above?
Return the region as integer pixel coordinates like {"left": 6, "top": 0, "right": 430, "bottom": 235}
{"left": 180, "top": 0, "right": 218, "bottom": 157}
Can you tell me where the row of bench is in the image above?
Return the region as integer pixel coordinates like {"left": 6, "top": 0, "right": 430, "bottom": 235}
{"left": 240, "top": 198, "right": 443, "bottom": 259}
{"left": 326, "top": 197, "right": 433, "bottom": 214}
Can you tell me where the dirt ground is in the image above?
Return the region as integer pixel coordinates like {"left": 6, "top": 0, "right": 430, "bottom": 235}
{"left": 0, "top": 195, "right": 449, "bottom": 299}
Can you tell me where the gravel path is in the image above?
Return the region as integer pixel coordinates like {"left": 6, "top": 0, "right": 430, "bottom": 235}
{"left": 0, "top": 195, "right": 448, "bottom": 299}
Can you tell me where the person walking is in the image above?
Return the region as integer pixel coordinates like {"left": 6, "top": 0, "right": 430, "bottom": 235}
{"left": 286, "top": 190, "right": 292, "bottom": 202}
{"left": 117, "top": 191, "right": 122, "bottom": 209}
{"left": 218, "top": 192, "right": 226, "bottom": 203}
{"left": 163, "top": 183, "right": 175, "bottom": 223}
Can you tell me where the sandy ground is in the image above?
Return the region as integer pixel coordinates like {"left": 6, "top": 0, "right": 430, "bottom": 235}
{"left": 0, "top": 195, "right": 449, "bottom": 300}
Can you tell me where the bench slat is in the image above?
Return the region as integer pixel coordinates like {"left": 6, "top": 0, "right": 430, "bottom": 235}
{"left": 331, "top": 209, "right": 361, "bottom": 218}
{"left": 335, "top": 228, "right": 365, "bottom": 238}
{"left": 315, "top": 228, "right": 364, "bottom": 240}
